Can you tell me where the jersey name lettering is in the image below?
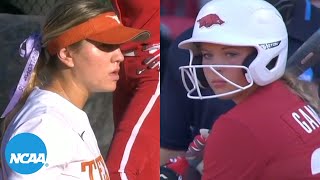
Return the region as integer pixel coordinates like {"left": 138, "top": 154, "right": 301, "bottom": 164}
{"left": 81, "top": 155, "right": 109, "bottom": 180}
{"left": 292, "top": 105, "right": 320, "bottom": 133}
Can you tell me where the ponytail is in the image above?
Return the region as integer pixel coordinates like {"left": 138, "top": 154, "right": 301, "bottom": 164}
{"left": 282, "top": 72, "right": 320, "bottom": 113}
{"left": 1, "top": 48, "right": 46, "bottom": 140}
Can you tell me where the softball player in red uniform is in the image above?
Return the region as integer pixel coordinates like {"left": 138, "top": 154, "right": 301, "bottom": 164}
{"left": 178, "top": 0, "right": 320, "bottom": 179}
{"left": 105, "top": 0, "right": 160, "bottom": 179}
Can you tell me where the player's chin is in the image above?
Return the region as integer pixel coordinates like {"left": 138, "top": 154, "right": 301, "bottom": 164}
{"left": 96, "top": 82, "right": 117, "bottom": 92}
{"left": 105, "top": 83, "right": 117, "bottom": 92}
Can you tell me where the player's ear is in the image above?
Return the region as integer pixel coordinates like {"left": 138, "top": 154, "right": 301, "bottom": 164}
{"left": 57, "top": 47, "right": 74, "bottom": 68}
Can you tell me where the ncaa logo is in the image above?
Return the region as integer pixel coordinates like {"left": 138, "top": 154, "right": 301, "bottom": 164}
{"left": 5, "top": 133, "right": 47, "bottom": 174}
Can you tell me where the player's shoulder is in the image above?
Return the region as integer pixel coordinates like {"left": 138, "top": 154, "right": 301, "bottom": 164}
{"left": 16, "top": 87, "right": 87, "bottom": 127}
{"left": 4, "top": 88, "right": 79, "bottom": 142}
{"left": 230, "top": 81, "right": 296, "bottom": 114}
{"left": 10, "top": 103, "right": 70, "bottom": 136}
{"left": 213, "top": 81, "right": 294, "bottom": 131}
{"left": 1, "top": 115, "right": 76, "bottom": 177}
{"left": 2, "top": 110, "right": 76, "bottom": 161}
{"left": 4, "top": 112, "right": 71, "bottom": 147}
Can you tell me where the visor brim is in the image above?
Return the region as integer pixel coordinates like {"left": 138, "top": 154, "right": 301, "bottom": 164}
{"left": 88, "top": 26, "right": 150, "bottom": 45}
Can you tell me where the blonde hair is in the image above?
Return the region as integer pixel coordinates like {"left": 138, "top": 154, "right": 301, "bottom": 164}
{"left": 282, "top": 71, "right": 320, "bottom": 113}
{"left": 1, "top": 0, "right": 113, "bottom": 139}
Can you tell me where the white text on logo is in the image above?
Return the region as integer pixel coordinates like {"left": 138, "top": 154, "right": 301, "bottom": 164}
{"left": 10, "top": 153, "right": 45, "bottom": 164}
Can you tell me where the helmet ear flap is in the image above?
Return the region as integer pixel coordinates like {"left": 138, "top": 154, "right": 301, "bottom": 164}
{"left": 192, "top": 55, "right": 210, "bottom": 88}
{"left": 243, "top": 50, "right": 258, "bottom": 68}
{"left": 242, "top": 49, "right": 279, "bottom": 69}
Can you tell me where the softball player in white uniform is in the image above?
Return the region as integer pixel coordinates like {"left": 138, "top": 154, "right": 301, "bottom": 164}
{"left": 0, "top": 0, "right": 150, "bottom": 179}
{"left": 1, "top": 87, "right": 109, "bottom": 179}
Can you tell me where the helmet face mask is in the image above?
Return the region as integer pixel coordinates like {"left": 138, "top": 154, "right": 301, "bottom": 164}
{"left": 178, "top": 0, "right": 288, "bottom": 99}
{"left": 179, "top": 64, "right": 254, "bottom": 99}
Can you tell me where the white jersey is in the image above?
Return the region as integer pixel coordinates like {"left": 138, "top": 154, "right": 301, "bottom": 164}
{"left": 1, "top": 87, "right": 109, "bottom": 180}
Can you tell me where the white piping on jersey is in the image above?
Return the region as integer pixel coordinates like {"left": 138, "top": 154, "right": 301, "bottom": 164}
{"left": 118, "top": 73, "right": 160, "bottom": 180}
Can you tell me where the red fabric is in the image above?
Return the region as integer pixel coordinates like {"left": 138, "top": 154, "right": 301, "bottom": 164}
{"left": 107, "top": 80, "right": 160, "bottom": 179}
{"left": 203, "top": 81, "right": 320, "bottom": 179}
{"left": 112, "top": 0, "right": 159, "bottom": 51}
{"left": 161, "top": 16, "right": 195, "bottom": 39}
{"left": 106, "top": 0, "right": 160, "bottom": 179}
{"left": 161, "top": 0, "right": 200, "bottom": 18}
{"left": 166, "top": 156, "right": 189, "bottom": 175}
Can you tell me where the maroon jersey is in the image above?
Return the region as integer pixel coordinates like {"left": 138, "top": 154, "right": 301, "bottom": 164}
{"left": 203, "top": 80, "right": 320, "bottom": 179}
{"left": 106, "top": 0, "right": 160, "bottom": 179}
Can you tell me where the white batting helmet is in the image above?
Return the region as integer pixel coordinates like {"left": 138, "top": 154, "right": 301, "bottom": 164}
{"left": 178, "top": 0, "right": 288, "bottom": 99}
